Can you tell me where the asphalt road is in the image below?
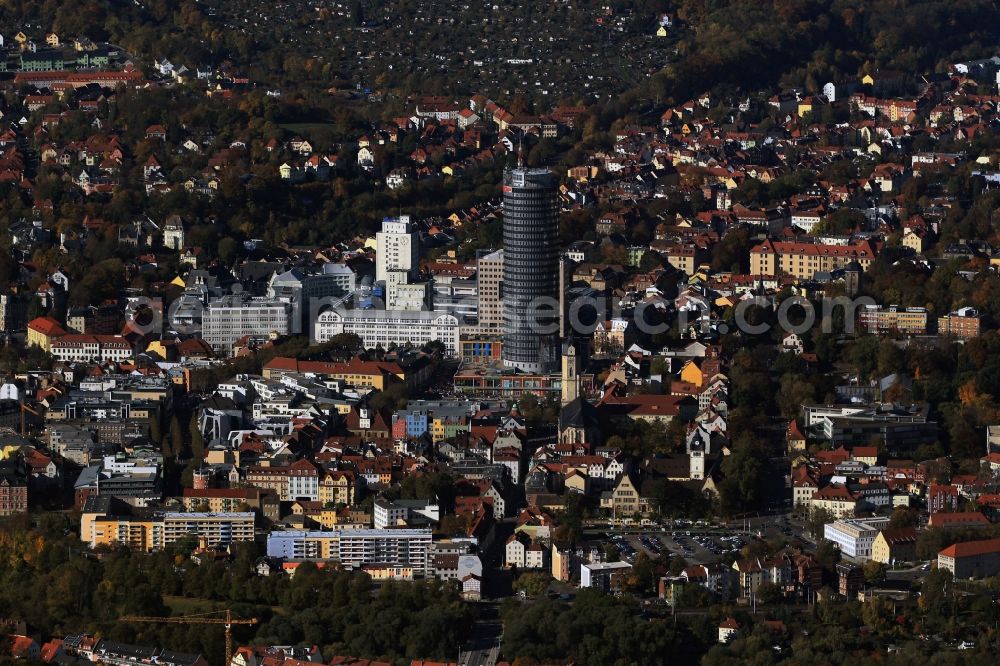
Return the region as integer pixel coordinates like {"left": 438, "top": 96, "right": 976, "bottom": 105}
{"left": 887, "top": 563, "right": 933, "bottom": 582}
{"left": 460, "top": 605, "right": 502, "bottom": 666}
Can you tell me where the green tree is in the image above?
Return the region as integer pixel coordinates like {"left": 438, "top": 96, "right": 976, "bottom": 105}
{"left": 849, "top": 336, "right": 881, "bottom": 379}
{"left": 876, "top": 340, "right": 905, "bottom": 377}
{"left": 755, "top": 581, "right": 781, "bottom": 604}
{"left": 513, "top": 572, "right": 551, "bottom": 598}
{"left": 777, "top": 373, "right": 816, "bottom": 418}
{"left": 169, "top": 416, "right": 185, "bottom": 458}
{"left": 888, "top": 506, "right": 918, "bottom": 529}
{"left": 217, "top": 236, "right": 240, "bottom": 265}
{"left": 149, "top": 416, "right": 163, "bottom": 446}
{"left": 863, "top": 560, "right": 887, "bottom": 584}
{"left": 807, "top": 508, "right": 834, "bottom": 539}
{"left": 189, "top": 413, "right": 205, "bottom": 461}
{"left": 719, "top": 447, "right": 767, "bottom": 515}
{"left": 629, "top": 552, "right": 656, "bottom": 595}
{"left": 814, "top": 539, "right": 840, "bottom": 571}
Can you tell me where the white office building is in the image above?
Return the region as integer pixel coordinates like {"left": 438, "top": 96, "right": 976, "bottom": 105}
{"left": 580, "top": 561, "right": 633, "bottom": 590}
{"left": 314, "top": 307, "right": 459, "bottom": 356}
{"left": 385, "top": 270, "right": 432, "bottom": 311}
{"left": 374, "top": 498, "right": 440, "bottom": 528}
{"left": 376, "top": 215, "right": 419, "bottom": 284}
{"left": 202, "top": 295, "right": 292, "bottom": 353}
{"left": 823, "top": 517, "right": 890, "bottom": 559}
{"left": 268, "top": 264, "right": 356, "bottom": 335}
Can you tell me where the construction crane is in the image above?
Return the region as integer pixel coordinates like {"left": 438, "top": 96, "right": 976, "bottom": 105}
{"left": 120, "top": 610, "right": 258, "bottom": 666}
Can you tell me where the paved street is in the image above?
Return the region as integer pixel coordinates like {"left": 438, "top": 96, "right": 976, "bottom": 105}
{"left": 460, "top": 605, "right": 502, "bottom": 666}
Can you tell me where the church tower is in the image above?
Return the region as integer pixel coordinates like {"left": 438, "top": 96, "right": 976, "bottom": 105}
{"left": 561, "top": 343, "right": 579, "bottom": 406}
{"left": 689, "top": 449, "right": 705, "bottom": 481}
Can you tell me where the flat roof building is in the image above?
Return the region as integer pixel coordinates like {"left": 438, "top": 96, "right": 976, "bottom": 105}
{"left": 580, "top": 560, "right": 632, "bottom": 590}
{"left": 502, "top": 167, "right": 560, "bottom": 373}
{"left": 315, "top": 307, "right": 459, "bottom": 356}
{"left": 823, "top": 517, "right": 890, "bottom": 559}
{"left": 266, "top": 528, "right": 434, "bottom": 576}
{"left": 202, "top": 294, "right": 291, "bottom": 353}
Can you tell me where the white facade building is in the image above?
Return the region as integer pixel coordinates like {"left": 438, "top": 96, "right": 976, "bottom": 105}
{"left": 314, "top": 307, "right": 459, "bottom": 356}
{"left": 823, "top": 517, "right": 890, "bottom": 559}
{"left": 202, "top": 295, "right": 292, "bottom": 353}
{"left": 51, "top": 335, "right": 132, "bottom": 363}
{"left": 376, "top": 215, "right": 419, "bottom": 284}
{"left": 580, "top": 561, "right": 632, "bottom": 590}
{"left": 268, "top": 265, "right": 356, "bottom": 335}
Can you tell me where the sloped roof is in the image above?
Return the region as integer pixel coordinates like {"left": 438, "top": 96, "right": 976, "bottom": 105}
{"left": 559, "top": 396, "right": 599, "bottom": 431}
{"left": 939, "top": 537, "right": 1000, "bottom": 559}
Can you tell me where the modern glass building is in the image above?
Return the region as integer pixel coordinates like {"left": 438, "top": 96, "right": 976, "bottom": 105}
{"left": 502, "top": 167, "right": 560, "bottom": 373}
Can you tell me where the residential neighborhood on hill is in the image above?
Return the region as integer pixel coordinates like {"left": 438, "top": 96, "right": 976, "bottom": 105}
{"left": 3, "top": 0, "right": 1000, "bottom": 664}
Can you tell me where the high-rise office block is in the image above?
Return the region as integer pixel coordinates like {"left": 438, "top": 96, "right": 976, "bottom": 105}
{"left": 502, "top": 168, "right": 560, "bottom": 373}
{"left": 376, "top": 215, "right": 419, "bottom": 284}
{"left": 476, "top": 249, "right": 504, "bottom": 330}
{"left": 202, "top": 294, "right": 292, "bottom": 353}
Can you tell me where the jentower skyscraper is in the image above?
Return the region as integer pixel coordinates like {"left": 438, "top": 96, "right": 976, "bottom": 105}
{"left": 502, "top": 166, "right": 560, "bottom": 373}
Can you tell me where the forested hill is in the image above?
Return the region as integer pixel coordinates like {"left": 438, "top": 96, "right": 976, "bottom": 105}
{"left": 646, "top": 0, "right": 1000, "bottom": 105}
{"left": 2, "top": 1, "right": 998, "bottom": 104}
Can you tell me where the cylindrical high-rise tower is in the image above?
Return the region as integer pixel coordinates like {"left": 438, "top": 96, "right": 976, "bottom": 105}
{"left": 502, "top": 167, "right": 560, "bottom": 373}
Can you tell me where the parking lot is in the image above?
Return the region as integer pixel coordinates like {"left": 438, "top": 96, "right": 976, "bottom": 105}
{"left": 585, "top": 515, "right": 807, "bottom": 565}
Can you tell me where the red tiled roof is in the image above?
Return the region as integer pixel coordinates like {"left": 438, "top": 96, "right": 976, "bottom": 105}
{"left": 928, "top": 512, "right": 990, "bottom": 529}
{"left": 27, "top": 316, "right": 67, "bottom": 337}
{"left": 10, "top": 635, "right": 36, "bottom": 658}
{"left": 264, "top": 356, "right": 404, "bottom": 377}
{"left": 751, "top": 238, "right": 878, "bottom": 258}
{"left": 939, "top": 537, "right": 1000, "bottom": 559}
{"left": 813, "top": 483, "right": 857, "bottom": 501}
{"left": 39, "top": 638, "right": 62, "bottom": 662}
{"left": 877, "top": 527, "right": 917, "bottom": 544}
{"left": 183, "top": 488, "right": 261, "bottom": 499}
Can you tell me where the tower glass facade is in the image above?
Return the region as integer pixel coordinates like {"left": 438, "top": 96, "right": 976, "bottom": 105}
{"left": 502, "top": 167, "right": 559, "bottom": 373}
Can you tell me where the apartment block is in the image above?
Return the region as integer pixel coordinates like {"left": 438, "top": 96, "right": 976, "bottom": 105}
{"left": 871, "top": 527, "right": 917, "bottom": 564}
{"left": 938, "top": 538, "right": 1000, "bottom": 579}
{"left": 245, "top": 458, "right": 321, "bottom": 501}
{"left": 180, "top": 487, "right": 279, "bottom": 521}
{"left": 265, "top": 528, "right": 433, "bottom": 576}
{"left": 937, "top": 306, "right": 982, "bottom": 340}
{"left": 476, "top": 249, "right": 504, "bottom": 330}
{"left": 750, "top": 239, "right": 877, "bottom": 279}
{"left": 82, "top": 499, "right": 255, "bottom": 552}
{"left": 859, "top": 304, "right": 928, "bottom": 335}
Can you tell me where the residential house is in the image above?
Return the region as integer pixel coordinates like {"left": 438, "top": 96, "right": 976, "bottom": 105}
{"left": 27, "top": 316, "right": 67, "bottom": 352}
{"left": 718, "top": 618, "right": 741, "bottom": 644}
{"left": 810, "top": 484, "right": 858, "bottom": 518}
{"left": 871, "top": 528, "right": 918, "bottom": 565}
